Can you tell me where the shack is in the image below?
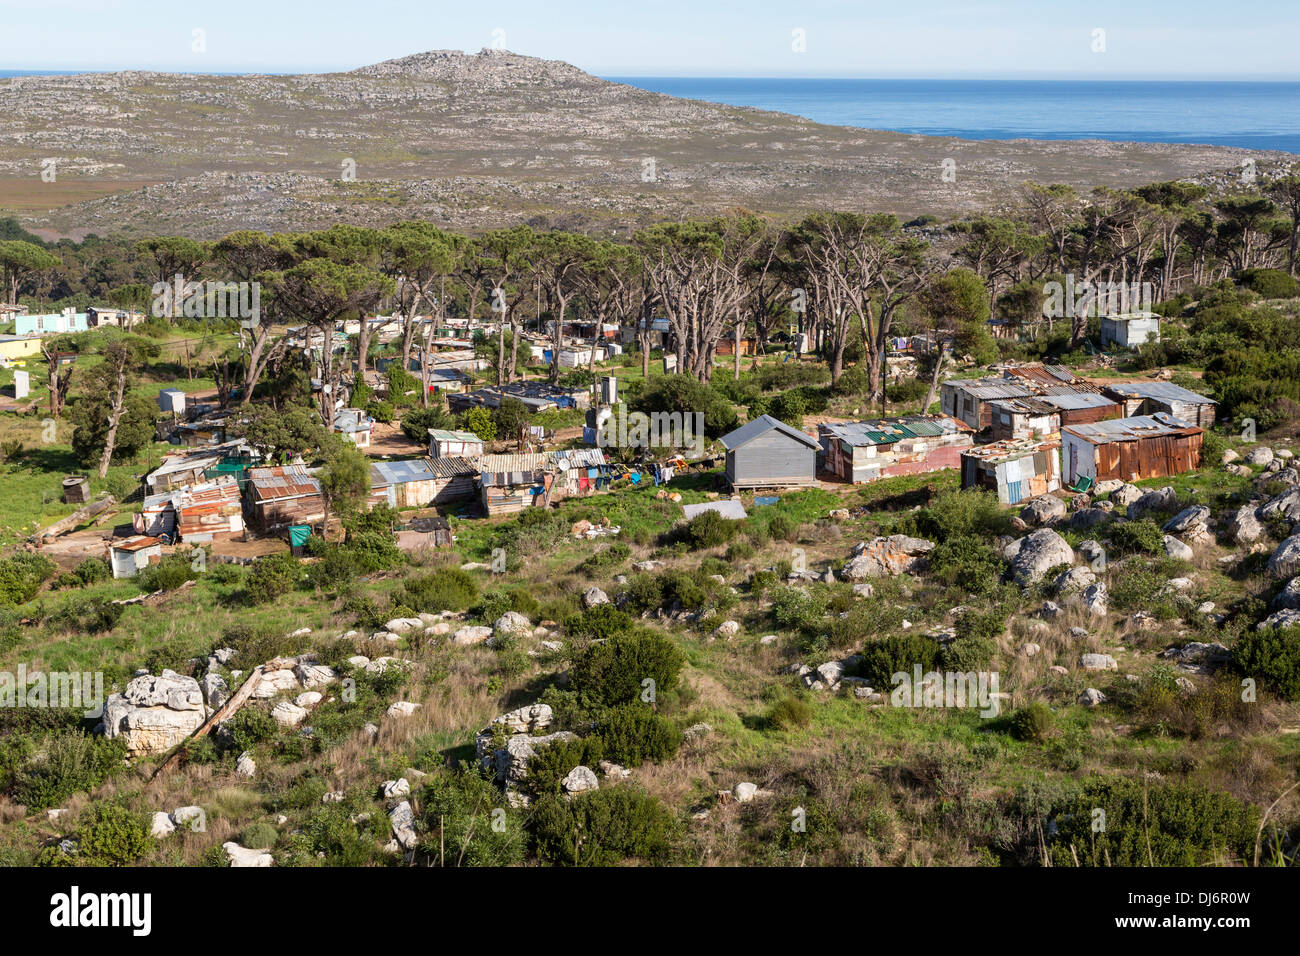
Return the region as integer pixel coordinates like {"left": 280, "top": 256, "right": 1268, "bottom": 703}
{"left": 720, "top": 414, "right": 820, "bottom": 491}
{"left": 244, "top": 466, "right": 325, "bottom": 533}
{"left": 1100, "top": 312, "right": 1161, "bottom": 349}
{"left": 553, "top": 447, "right": 609, "bottom": 496}
{"left": 940, "top": 378, "right": 1037, "bottom": 431}
{"left": 478, "top": 452, "right": 555, "bottom": 516}
{"left": 448, "top": 382, "right": 591, "bottom": 415}
{"left": 109, "top": 535, "right": 163, "bottom": 579}
{"left": 1036, "top": 391, "right": 1123, "bottom": 428}
{"left": 334, "top": 408, "right": 374, "bottom": 448}
{"left": 369, "top": 457, "right": 478, "bottom": 509}
{"left": 427, "top": 429, "right": 484, "bottom": 459}
{"left": 146, "top": 440, "right": 255, "bottom": 493}
{"left": 1060, "top": 414, "right": 1203, "bottom": 485}
{"left": 818, "top": 415, "right": 973, "bottom": 483}
{"left": 986, "top": 398, "right": 1061, "bottom": 442}
{"left": 175, "top": 481, "right": 244, "bottom": 542}
{"left": 395, "top": 515, "right": 453, "bottom": 553}
{"left": 1101, "top": 382, "right": 1217, "bottom": 429}
{"left": 961, "top": 437, "right": 1062, "bottom": 505}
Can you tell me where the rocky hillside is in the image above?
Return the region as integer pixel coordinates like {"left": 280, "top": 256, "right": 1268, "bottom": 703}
{"left": 2, "top": 49, "right": 1291, "bottom": 239}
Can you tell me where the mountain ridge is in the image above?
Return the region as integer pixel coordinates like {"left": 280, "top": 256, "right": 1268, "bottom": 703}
{"left": 0, "top": 49, "right": 1286, "bottom": 240}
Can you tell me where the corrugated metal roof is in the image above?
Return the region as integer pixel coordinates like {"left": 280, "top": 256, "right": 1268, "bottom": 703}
{"left": 555, "top": 448, "right": 608, "bottom": 468}
{"left": 821, "top": 414, "right": 967, "bottom": 447}
{"left": 371, "top": 458, "right": 437, "bottom": 486}
{"left": 962, "top": 436, "right": 1060, "bottom": 462}
{"left": 720, "top": 414, "right": 820, "bottom": 451}
{"left": 247, "top": 466, "right": 320, "bottom": 502}
{"left": 114, "top": 535, "right": 162, "bottom": 552}
{"left": 426, "top": 456, "right": 480, "bottom": 480}
{"left": 1037, "top": 392, "right": 1118, "bottom": 411}
{"left": 479, "top": 452, "right": 553, "bottom": 474}
{"left": 989, "top": 397, "right": 1059, "bottom": 416}
{"left": 947, "top": 378, "right": 1037, "bottom": 400}
{"left": 1062, "top": 413, "right": 1199, "bottom": 444}
{"left": 427, "top": 429, "right": 481, "bottom": 443}
{"left": 1102, "top": 381, "right": 1216, "bottom": 405}
{"left": 683, "top": 499, "right": 748, "bottom": 520}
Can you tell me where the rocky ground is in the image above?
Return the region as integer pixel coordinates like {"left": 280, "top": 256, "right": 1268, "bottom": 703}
{"left": 2, "top": 49, "right": 1293, "bottom": 239}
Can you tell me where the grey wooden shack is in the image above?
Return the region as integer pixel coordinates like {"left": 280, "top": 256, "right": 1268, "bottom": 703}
{"left": 720, "top": 414, "right": 819, "bottom": 491}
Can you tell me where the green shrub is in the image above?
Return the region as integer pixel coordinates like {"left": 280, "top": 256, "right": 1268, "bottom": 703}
{"left": 472, "top": 587, "right": 540, "bottom": 626}
{"left": 529, "top": 788, "right": 678, "bottom": 865}
{"left": 0, "top": 552, "right": 57, "bottom": 607}
{"left": 767, "top": 694, "right": 813, "bottom": 730}
{"left": 76, "top": 803, "right": 151, "bottom": 866}
{"left": 1047, "top": 778, "right": 1257, "bottom": 866}
{"left": 1238, "top": 267, "right": 1300, "bottom": 299}
{"left": 569, "top": 629, "right": 686, "bottom": 708}
{"left": 595, "top": 704, "right": 681, "bottom": 766}
{"left": 1107, "top": 518, "right": 1166, "bottom": 555}
{"left": 365, "top": 399, "right": 395, "bottom": 423}
{"left": 566, "top": 604, "right": 635, "bottom": 642}
{"left": 684, "top": 510, "right": 739, "bottom": 549}
{"left": 576, "top": 542, "right": 631, "bottom": 575}
{"left": 73, "top": 558, "right": 110, "bottom": 585}
{"left": 917, "top": 489, "right": 1006, "bottom": 542}
{"left": 240, "top": 822, "right": 279, "bottom": 849}
{"left": 402, "top": 567, "right": 479, "bottom": 613}
{"left": 246, "top": 552, "right": 301, "bottom": 604}
{"left": 417, "top": 769, "right": 526, "bottom": 866}
{"left": 929, "top": 535, "right": 1007, "bottom": 593}
{"left": 940, "top": 635, "right": 997, "bottom": 672}
{"left": 725, "top": 540, "right": 755, "bottom": 562}
{"left": 523, "top": 737, "right": 606, "bottom": 798}
{"left": 855, "top": 634, "right": 941, "bottom": 690}
{"left": 766, "top": 513, "right": 798, "bottom": 542}
{"left": 225, "top": 707, "right": 278, "bottom": 754}
{"left": 137, "top": 553, "right": 199, "bottom": 592}
{"left": 1235, "top": 625, "right": 1300, "bottom": 701}
{"left": 1008, "top": 702, "right": 1054, "bottom": 742}
{"left": 9, "top": 732, "right": 127, "bottom": 811}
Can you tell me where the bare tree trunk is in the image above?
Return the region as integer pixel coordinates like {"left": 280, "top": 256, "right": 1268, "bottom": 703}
{"left": 97, "top": 364, "right": 128, "bottom": 479}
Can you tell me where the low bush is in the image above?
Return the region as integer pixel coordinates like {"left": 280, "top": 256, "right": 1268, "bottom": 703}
{"left": 595, "top": 704, "right": 681, "bottom": 766}
{"left": 568, "top": 628, "right": 686, "bottom": 708}
{"left": 855, "top": 634, "right": 942, "bottom": 690}
{"left": 1047, "top": 778, "right": 1257, "bottom": 866}
{"left": 401, "top": 567, "right": 479, "bottom": 613}
{"left": 1234, "top": 625, "right": 1300, "bottom": 701}
{"left": 530, "top": 788, "right": 678, "bottom": 866}
{"left": 245, "top": 552, "right": 302, "bottom": 604}
{"left": 74, "top": 803, "right": 151, "bottom": 866}
{"left": 1008, "top": 702, "right": 1055, "bottom": 742}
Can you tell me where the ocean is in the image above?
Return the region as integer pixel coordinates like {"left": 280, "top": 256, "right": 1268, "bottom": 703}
{"left": 606, "top": 77, "right": 1300, "bottom": 154}
{"left": 4, "top": 70, "right": 1296, "bottom": 153}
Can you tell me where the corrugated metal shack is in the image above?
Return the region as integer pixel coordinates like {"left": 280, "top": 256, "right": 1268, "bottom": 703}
{"left": 1037, "top": 391, "right": 1123, "bottom": 428}
{"left": 1101, "top": 381, "right": 1217, "bottom": 428}
{"left": 1061, "top": 413, "right": 1203, "bottom": 485}
{"left": 427, "top": 429, "right": 484, "bottom": 459}
{"left": 987, "top": 397, "right": 1061, "bottom": 442}
{"left": 1100, "top": 313, "right": 1161, "bottom": 348}
{"left": 395, "top": 515, "right": 453, "bottom": 552}
{"left": 819, "top": 414, "right": 973, "bottom": 483}
{"left": 479, "top": 452, "right": 555, "bottom": 516}
{"left": 109, "top": 535, "right": 163, "bottom": 579}
{"left": 146, "top": 440, "right": 255, "bottom": 493}
{"left": 244, "top": 466, "right": 325, "bottom": 533}
{"left": 554, "top": 448, "right": 610, "bottom": 496}
{"left": 940, "top": 378, "right": 1037, "bottom": 431}
{"left": 961, "top": 436, "right": 1062, "bottom": 505}
{"left": 720, "top": 414, "right": 820, "bottom": 491}
{"left": 369, "top": 457, "right": 478, "bottom": 509}
{"left": 176, "top": 481, "right": 244, "bottom": 542}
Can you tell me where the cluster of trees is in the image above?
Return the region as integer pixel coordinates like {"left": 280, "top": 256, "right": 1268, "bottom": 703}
{"left": 5, "top": 171, "right": 1299, "bottom": 432}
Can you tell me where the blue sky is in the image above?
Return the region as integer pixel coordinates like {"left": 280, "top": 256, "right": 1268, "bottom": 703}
{"left": 4, "top": 0, "right": 1298, "bottom": 78}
